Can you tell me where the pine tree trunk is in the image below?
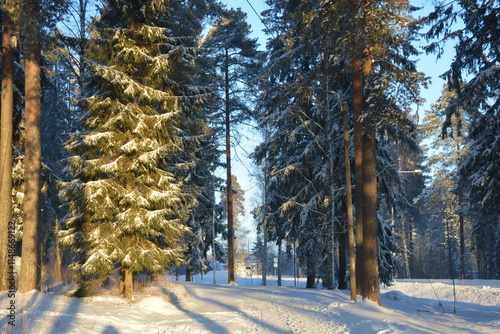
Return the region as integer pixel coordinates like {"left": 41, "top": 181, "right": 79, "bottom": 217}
{"left": 361, "top": 131, "right": 381, "bottom": 305}
{"left": 457, "top": 141, "right": 465, "bottom": 279}
{"left": 122, "top": 268, "right": 133, "bottom": 300}
{"left": 225, "top": 46, "right": 236, "bottom": 285}
{"left": 277, "top": 240, "right": 282, "bottom": 287}
{"left": 343, "top": 102, "right": 357, "bottom": 301}
{"left": 459, "top": 195, "right": 465, "bottom": 278}
{"left": 53, "top": 217, "right": 62, "bottom": 282}
{"left": 262, "top": 226, "right": 267, "bottom": 286}
{"left": 0, "top": 4, "right": 15, "bottom": 292}
{"left": 325, "top": 223, "right": 335, "bottom": 290}
{"left": 185, "top": 245, "right": 192, "bottom": 282}
{"left": 19, "top": 0, "right": 42, "bottom": 294}
{"left": 353, "top": 60, "right": 364, "bottom": 296}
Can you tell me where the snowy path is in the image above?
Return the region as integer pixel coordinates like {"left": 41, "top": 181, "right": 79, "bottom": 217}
{"left": 168, "top": 284, "right": 349, "bottom": 333}
{"left": 1, "top": 277, "right": 499, "bottom": 333}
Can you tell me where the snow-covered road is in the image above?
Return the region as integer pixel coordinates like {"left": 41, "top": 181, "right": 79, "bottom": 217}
{"left": 1, "top": 275, "right": 499, "bottom": 333}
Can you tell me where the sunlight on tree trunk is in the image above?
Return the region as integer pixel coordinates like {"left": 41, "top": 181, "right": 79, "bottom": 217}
{"left": 362, "top": 132, "right": 381, "bottom": 305}
{"left": 343, "top": 102, "right": 357, "bottom": 301}
{"left": 0, "top": 3, "right": 15, "bottom": 292}
{"left": 122, "top": 268, "right": 133, "bottom": 300}
{"left": 19, "top": 0, "right": 42, "bottom": 294}
{"left": 225, "top": 46, "right": 236, "bottom": 285}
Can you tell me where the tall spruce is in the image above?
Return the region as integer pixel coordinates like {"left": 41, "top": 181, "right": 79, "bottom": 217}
{"left": 256, "top": 0, "right": 353, "bottom": 290}
{"left": 59, "top": 0, "right": 206, "bottom": 298}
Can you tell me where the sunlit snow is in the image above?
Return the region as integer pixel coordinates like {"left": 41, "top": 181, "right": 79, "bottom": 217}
{"left": 1, "top": 272, "right": 498, "bottom": 333}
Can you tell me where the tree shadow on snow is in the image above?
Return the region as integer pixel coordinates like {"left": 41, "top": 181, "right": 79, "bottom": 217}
{"left": 162, "top": 286, "right": 231, "bottom": 334}
{"left": 168, "top": 284, "right": 292, "bottom": 334}
{"left": 102, "top": 325, "right": 121, "bottom": 333}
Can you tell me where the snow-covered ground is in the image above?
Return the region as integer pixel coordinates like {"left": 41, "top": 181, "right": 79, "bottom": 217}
{"left": 1, "top": 271, "right": 499, "bottom": 333}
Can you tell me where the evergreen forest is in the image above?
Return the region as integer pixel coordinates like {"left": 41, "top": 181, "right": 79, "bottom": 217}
{"left": 0, "top": 0, "right": 498, "bottom": 306}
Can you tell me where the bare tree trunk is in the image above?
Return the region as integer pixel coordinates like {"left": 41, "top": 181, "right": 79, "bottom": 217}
{"left": 343, "top": 102, "right": 357, "bottom": 301}
{"left": 361, "top": 131, "right": 381, "bottom": 305}
{"left": 445, "top": 218, "right": 455, "bottom": 279}
{"left": 19, "top": 0, "right": 42, "bottom": 293}
{"left": 122, "top": 268, "right": 133, "bottom": 300}
{"left": 262, "top": 226, "right": 267, "bottom": 285}
{"left": 185, "top": 245, "right": 193, "bottom": 282}
{"left": 277, "top": 240, "right": 282, "bottom": 286}
{"left": 353, "top": 60, "right": 364, "bottom": 296}
{"left": 305, "top": 255, "right": 316, "bottom": 289}
{"left": 325, "top": 222, "right": 335, "bottom": 290}
{"left": 457, "top": 141, "right": 465, "bottom": 279}
{"left": 338, "top": 230, "right": 348, "bottom": 290}
{"left": 459, "top": 195, "right": 465, "bottom": 279}
{"left": 224, "top": 47, "right": 236, "bottom": 284}
{"left": 0, "top": 4, "right": 15, "bottom": 292}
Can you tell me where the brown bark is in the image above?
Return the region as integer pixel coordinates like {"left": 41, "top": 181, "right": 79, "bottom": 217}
{"left": 277, "top": 241, "right": 282, "bottom": 286}
{"left": 185, "top": 245, "right": 192, "bottom": 282}
{"left": 343, "top": 102, "right": 357, "bottom": 301}
{"left": 122, "top": 268, "right": 133, "bottom": 299}
{"left": 361, "top": 131, "right": 381, "bottom": 305}
{"left": 0, "top": 4, "right": 15, "bottom": 291}
{"left": 53, "top": 217, "right": 62, "bottom": 282}
{"left": 19, "top": 0, "right": 42, "bottom": 293}
{"left": 457, "top": 142, "right": 465, "bottom": 279}
{"left": 224, "top": 46, "right": 236, "bottom": 284}
{"left": 353, "top": 59, "right": 364, "bottom": 296}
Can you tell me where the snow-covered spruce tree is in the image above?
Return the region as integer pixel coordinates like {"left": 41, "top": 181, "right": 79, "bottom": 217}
{"left": 150, "top": 0, "right": 227, "bottom": 284}
{"left": 59, "top": 0, "right": 207, "bottom": 298}
{"left": 254, "top": 0, "right": 341, "bottom": 290}
{"left": 424, "top": 0, "right": 500, "bottom": 279}
{"left": 257, "top": 0, "right": 345, "bottom": 290}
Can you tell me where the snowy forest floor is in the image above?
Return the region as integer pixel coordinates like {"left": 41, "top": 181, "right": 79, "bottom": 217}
{"left": 1, "top": 272, "right": 499, "bottom": 334}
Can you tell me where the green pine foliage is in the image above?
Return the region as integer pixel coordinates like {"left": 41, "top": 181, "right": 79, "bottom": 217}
{"left": 200, "top": 6, "right": 262, "bottom": 130}
{"left": 59, "top": 0, "right": 207, "bottom": 292}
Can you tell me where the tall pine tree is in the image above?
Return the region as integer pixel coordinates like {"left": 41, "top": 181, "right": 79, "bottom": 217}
{"left": 200, "top": 7, "right": 261, "bottom": 284}
{"left": 0, "top": 0, "right": 17, "bottom": 291}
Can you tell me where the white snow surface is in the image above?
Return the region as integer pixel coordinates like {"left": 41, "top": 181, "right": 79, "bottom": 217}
{"left": 1, "top": 272, "right": 499, "bottom": 333}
